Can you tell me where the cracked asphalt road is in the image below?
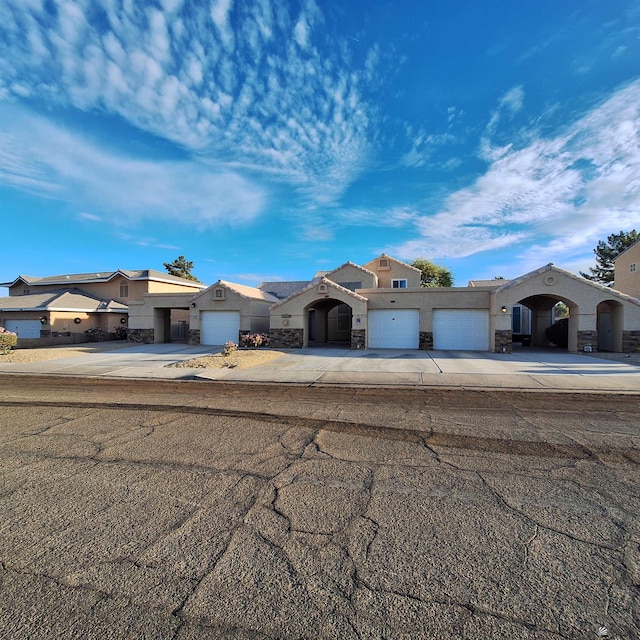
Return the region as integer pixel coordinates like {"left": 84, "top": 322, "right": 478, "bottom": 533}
{"left": 0, "top": 376, "right": 638, "bottom": 639}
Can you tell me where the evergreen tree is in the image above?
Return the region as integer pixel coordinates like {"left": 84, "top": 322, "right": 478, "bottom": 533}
{"left": 580, "top": 230, "right": 638, "bottom": 285}
{"left": 163, "top": 255, "right": 199, "bottom": 281}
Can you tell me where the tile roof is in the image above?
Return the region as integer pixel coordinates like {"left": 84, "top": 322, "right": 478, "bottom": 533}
{"left": 468, "top": 279, "right": 511, "bottom": 287}
{"left": 216, "top": 281, "right": 280, "bottom": 302}
{"left": 1, "top": 269, "right": 206, "bottom": 289}
{"left": 270, "top": 277, "right": 368, "bottom": 310}
{"left": 0, "top": 288, "right": 128, "bottom": 312}
{"left": 258, "top": 280, "right": 311, "bottom": 299}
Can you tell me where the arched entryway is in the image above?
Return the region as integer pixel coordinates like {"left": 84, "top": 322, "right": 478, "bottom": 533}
{"left": 516, "top": 294, "right": 579, "bottom": 351}
{"left": 597, "top": 300, "right": 624, "bottom": 352}
{"left": 306, "top": 298, "right": 353, "bottom": 347}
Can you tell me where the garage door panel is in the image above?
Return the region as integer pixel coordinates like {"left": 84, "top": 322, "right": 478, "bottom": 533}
{"left": 368, "top": 309, "right": 419, "bottom": 349}
{"left": 200, "top": 311, "right": 240, "bottom": 345}
{"left": 433, "top": 310, "right": 489, "bottom": 351}
{"left": 4, "top": 320, "right": 42, "bottom": 339}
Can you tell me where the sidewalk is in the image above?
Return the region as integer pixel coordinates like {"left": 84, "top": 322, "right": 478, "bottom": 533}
{"left": 1, "top": 343, "right": 639, "bottom": 392}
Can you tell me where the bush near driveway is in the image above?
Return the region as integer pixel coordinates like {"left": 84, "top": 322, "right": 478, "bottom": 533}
{"left": 0, "top": 327, "right": 18, "bottom": 354}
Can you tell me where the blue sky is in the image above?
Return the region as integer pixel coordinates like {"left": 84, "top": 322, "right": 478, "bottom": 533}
{"left": 1, "top": 0, "right": 639, "bottom": 290}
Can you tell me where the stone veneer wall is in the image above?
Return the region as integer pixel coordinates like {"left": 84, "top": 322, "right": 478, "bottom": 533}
{"left": 127, "top": 328, "right": 154, "bottom": 344}
{"left": 494, "top": 329, "right": 513, "bottom": 353}
{"left": 188, "top": 329, "right": 200, "bottom": 346}
{"left": 270, "top": 328, "right": 304, "bottom": 349}
{"left": 622, "top": 331, "right": 640, "bottom": 353}
{"left": 419, "top": 332, "right": 433, "bottom": 350}
{"left": 577, "top": 330, "right": 598, "bottom": 352}
{"left": 351, "top": 329, "right": 365, "bottom": 350}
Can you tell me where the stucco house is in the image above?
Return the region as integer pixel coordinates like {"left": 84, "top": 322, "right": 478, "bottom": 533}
{"left": 613, "top": 239, "right": 640, "bottom": 299}
{"left": 0, "top": 269, "right": 205, "bottom": 345}
{"left": 127, "top": 280, "right": 278, "bottom": 345}
{"left": 126, "top": 254, "right": 640, "bottom": 354}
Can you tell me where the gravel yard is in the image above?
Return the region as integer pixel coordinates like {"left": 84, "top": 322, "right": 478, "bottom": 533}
{"left": 170, "top": 349, "right": 286, "bottom": 369}
{"left": 0, "top": 340, "right": 286, "bottom": 370}
{"left": 0, "top": 340, "right": 132, "bottom": 364}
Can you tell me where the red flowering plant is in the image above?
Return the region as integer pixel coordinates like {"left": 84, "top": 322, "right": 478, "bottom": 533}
{"left": 240, "top": 332, "right": 271, "bottom": 348}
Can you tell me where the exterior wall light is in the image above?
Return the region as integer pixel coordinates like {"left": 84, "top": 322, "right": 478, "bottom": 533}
{"left": 501, "top": 306, "right": 508, "bottom": 313}
{"left": 73, "top": 317, "right": 82, "bottom": 324}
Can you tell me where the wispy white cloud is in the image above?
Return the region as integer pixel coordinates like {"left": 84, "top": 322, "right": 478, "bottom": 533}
{"left": 0, "top": 0, "right": 375, "bottom": 207}
{"left": 389, "top": 80, "right": 640, "bottom": 269}
{"left": 0, "top": 105, "right": 266, "bottom": 226}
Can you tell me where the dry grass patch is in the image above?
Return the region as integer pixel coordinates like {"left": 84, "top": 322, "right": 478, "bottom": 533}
{"left": 171, "top": 349, "right": 286, "bottom": 370}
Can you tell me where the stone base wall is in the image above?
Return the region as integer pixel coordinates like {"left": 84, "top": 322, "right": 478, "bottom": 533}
{"left": 188, "top": 329, "right": 200, "bottom": 346}
{"left": 494, "top": 329, "right": 513, "bottom": 353}
{"left": 127, "top": 328, "right": 154, "bottom": 344}
{"left": 577, "top": 330, "right": 598, "bottom": 353}
{"left": 419, "top": 332, "right": 433, "bottom": 350}
{"left": 270, "top": 328, "right": 304, "bottom": 349}
{"left": 351, "top": 329, "right": 366, "bottom": 350}
{"left": 622, "top": 331, "right": 640, "bottom": 353}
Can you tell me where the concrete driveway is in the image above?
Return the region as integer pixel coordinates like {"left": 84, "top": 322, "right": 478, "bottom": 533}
{"left": 1, "top": 343, "right": 639, "bottom": 392}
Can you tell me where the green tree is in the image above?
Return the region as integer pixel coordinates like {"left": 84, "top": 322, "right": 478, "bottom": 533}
{"left": 411, "top": 259, "right": 454, "bottom": 287}
{"left": 163, "top": 255, "right": 199, "bottom": 281}
{"left": 580, "top": 230, "right": 638, "bottom": 285}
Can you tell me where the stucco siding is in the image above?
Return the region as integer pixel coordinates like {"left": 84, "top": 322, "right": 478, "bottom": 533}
{"left": 614, "top": 242, "right": 640, "bottom": 298}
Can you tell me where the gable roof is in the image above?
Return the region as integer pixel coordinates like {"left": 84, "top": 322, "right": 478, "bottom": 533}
{"left": 270, "top": 277, "right": 368, "bottom": 310}
{"left": 1, "top": 269, "right": 206, "bottom": 289}
{"left": 0, "top": 288, "right": 128, "bottom": 312}
{"left": 324, "top": 260, "right": 377, "bottom": 281}
{"left": 194, "top": 280, "right": 279, "bottom": 303}
{"left": 364, "top": 254, "right": 422, "bottom": 273}
{"left": 468, "top": 279, "right": 511, "bottom": 288}
{"left": 494, "top": 263, "right": 640, "bottom": 305}
{"left": 258, "top": 280, "right": 311, "bottom": 300}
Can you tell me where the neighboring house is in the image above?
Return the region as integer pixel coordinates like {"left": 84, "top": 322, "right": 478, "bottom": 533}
{"left": 0, "top": 289, "right": 128, "bottom": 343}
{"left": 127, "top": 280, "right": 278, "bottom": 345}
{"left": 124, "top": 254, "right": 640, "bottom": 353}
{"left": 613, "top": 239, "right": 640, "bottom": 299}
{"left": 0, "top": 270, "right": 205, "bottom": 345}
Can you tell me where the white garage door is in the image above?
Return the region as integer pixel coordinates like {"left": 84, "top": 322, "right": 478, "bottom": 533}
{"left": 433, "top": 309, "right": 489, "bottom": 351}
{"left": 200, "top": 311, "right": 240, "bottom": 345}
{"left": 4, "top": 320, "right": 41, "bottom": 339}
{"left": 368, "top": 309, "right": 419, "bottom": 349}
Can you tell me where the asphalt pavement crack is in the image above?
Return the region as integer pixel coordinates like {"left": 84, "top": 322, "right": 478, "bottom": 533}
{"left": 477, "top": 471, "right": 620, "bottom": 551}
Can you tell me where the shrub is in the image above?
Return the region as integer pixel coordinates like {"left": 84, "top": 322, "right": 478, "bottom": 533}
{"left": 114, "top": 326, "right": 128, "bottom": 340}
{"left": 0, "top": 327, "right": 17, "bottom": 354}
{"left": 240, "top": 332, "right": 271, "bottom": 348}
{"left": 85, "top": 327, "right": 107, "bottom": 342}
{"left": 222, "top": 341, "right": 237, "bottom": 355}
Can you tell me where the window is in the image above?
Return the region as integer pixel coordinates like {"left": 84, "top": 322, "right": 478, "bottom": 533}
{"left": 392, "top": 279, "right": 407, "bottom": 288}
{"left": 631, "top": 263, "right": 637, "bottom": 273}
{"left": 119, "top": 282, "right": 129, "bottom": 298}
{"left": 214, "top": 288, "right": 224, "bottom": 298}
{"left": 511, "top": 306, "right": 521, "bottom": 334}
{"left": 23, "top": 288, "right": 30, "bottom": 295}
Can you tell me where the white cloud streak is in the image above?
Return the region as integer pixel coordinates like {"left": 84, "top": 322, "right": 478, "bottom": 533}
{"left": 0, "top": 0, "right": 374, "bottom": 207}
{"left": 0, "top": 105, "right": 266, "bottom": 226}
{"left": 389, "top": 80, "right": 640, "bottom": 270}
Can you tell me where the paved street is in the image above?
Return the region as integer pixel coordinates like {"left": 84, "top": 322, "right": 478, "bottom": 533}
{"left": 1, "top": 343, "right": 640, "bottom": 391}
{"left": 0, "top": 377, "right": 638, "bottom": 639}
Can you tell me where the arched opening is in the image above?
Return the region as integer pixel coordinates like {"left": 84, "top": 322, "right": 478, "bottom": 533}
{"left": 306, "top": 298, "right": 352, "bottom": 348}
{"left": 516, "top": 294, "right": 578, "bottom": 351}
{"left": 597, "top": 300, "right": 624, "bottom": 352}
